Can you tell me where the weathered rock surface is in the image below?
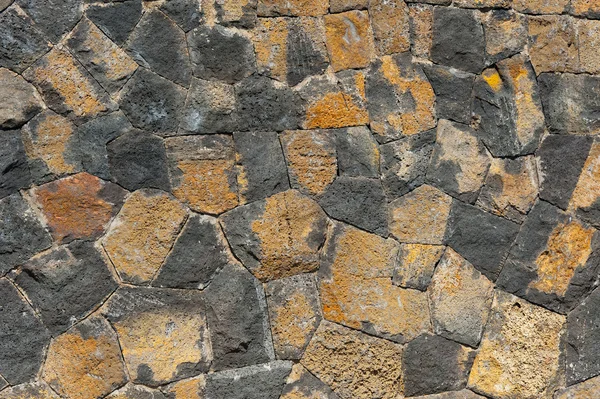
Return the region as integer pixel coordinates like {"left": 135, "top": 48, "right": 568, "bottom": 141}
{"left": 393, "top": 243, "right": 444, "bottom": 291}
{"left": 106, "top": 383, "right": 167, "bottom": 399}
{"left": 370, "top": 0, "right": 410, "bottom": 56}
{"left": 482, "top": 10, "right": 527, "bottom": 65}
{"left": 569, "top": 140, "right": 600, "bottom": 228}
{"left": 0, "top": 382, "right": 60, "bottom": 399}
{"left": 555, "top": 375, "right": 600, "bottom": 399}
{"left": 324, "top": 10, "right": 375, "bottom": 72}
{"left": 424, "top": 65, "right": 474, "bottom": 125}
{"left": 0, "top": 130, "right": 31, "bottom": 199}
{"left": 280, "top": 363, "right": 338, "bottom": 399}
{"left": 86, "top": 0, "right": 142, "bottom": 45}
{"left": 180, "top": 78, "right": 238, "bottom": 134}
{"left": 0, "top": 68, "right": 43, "bottom": 129}
{"left": 0, "top": 8, "right": 50, "bottom": 73}
{"left": 528, "top": 16, "right": 577, "bottom": 74}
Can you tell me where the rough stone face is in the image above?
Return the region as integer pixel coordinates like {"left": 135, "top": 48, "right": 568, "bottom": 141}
{"left": 153, "top": 214, "right": 232, "bottom": 289}
{"left": 204, "top": 0, "right": 258, "bottom": 28}
{"left": 366, "top": 53, "right": 436, "bottom": 143}
{"left": 320, "top": 222, "right": 430, "bottom": 343}
{"left": 329, "top": 0, "right": 367, "bottom": 12}
{"left": 334, "top": 126, "right": 379, "bottom": 178}
{"left": 13, "top": 241, "right": 117, "bottom": 334}
{"left": 389, "top": 184, "right": 452, "bottom": 245}
{"left": 17, "top": 0, "right": 81, "bottom": 43}
{"left": 252, "top": 17, "right": 328, "bottom": 86}
{"left": 571, "top": 0, "right": 600, "bottom": 18}
{"left": 411, "top": 391, "right": 486, "bottom": 399}
{"left": 473, "top": 55, "right": 545, "bottom": 157}
{"left": 513, "top": 0, "right": 569, "bottom": 14}
{"left": 468, "top": 291, "right": 565, "bottom": 399}
{"left": 163, "top": 375, "right": 206, "bottom": 399}
{"left": 0, "top": 130, "right": 31, "bottom": 199}
{"left": 85, "top": 0, "right": 142, "bottom": 45}
{"left": 0, "top": 68, "right": 43, "bottom": 129}
{"left": 23, "top": 47, "right": 116, "bottom": 122}
{"left": 159, "top": 0, "right": 202, "bottom": 32}
{"left": 445, "top": 200, "right": 520, "bottom": 281}
{"left": 393, "top": 243, "right": 444, "bottom": 291}
{"left": 280, "top": 363, "right": 338, "bottom": 399}
{"left": 107, "top": 130, "right": 171, "bottom": 192}
{"left": 0, "top": 382, "right": 60, "bottom": 399}
{"left": 483, "top": 10, "right": 527, "bottom": 65}
{"left": 180, "top": 78, "right": 238, "bottom": 134}
{"left": 165, "top": 135, "right": 238, "bottom": 214}
{"left": 0, "top": 194, "right": 51, "bottom": 276}
{"left": 301, "top": 320, "right": 403, "bottom": 399}
{"left": 476, "top": 156, "right": 539, "bottom": 223}
{"left": 431, "top": 7, "right": 484, "bottom": 74}
{"left": 538, "top": 73, "right": 600, "bottom": 135}
{"left": 103, "top": 189, "right": 187, "bottom": 284}
{"left": 427, "top": 119, "right": 490, "bottom": 203}
{"left": 318, "top": 176, "right": 388, "bottom": 236}
{"left": 106, "top": 384, "right": 167, "bottom": 399}
{"left": 555, "top": 376, "right": 600, "bottom": 399}
{"left": 566, "top": 288, "right": 600, "bottom": 385}
{"left": 408, "top": 3, "right": 433, "bottom": 59}
{"left": 204, "top": 361, "right": 293, "bottom": 399}
{"left": 234, "top": 131, "right": 289, "bottom": 203}
{"left": 370, "top": 0, "right": 410, "bottom": 55}
{"left": 570, "top": 141, "right": 600, "bottom": 228}
{"left": 497, "top": 200, "right": 600, "bottom": 313}
{"left": 33, "top": 173, "right": 126, "bottom": 243}
{"left": 537, "top": 135, "right": 593, "bottom": 210}
{"left": 42, "top": 316, "right": 126, "bottom": 399}
{"left": 402, "top": 333, "right": 475, "bottom": 397}
{"left": 577, "top": 19, "right": 600, "bottom": 74}
{"left": 0, "top": 7, "right": 51, "bottom": 73}
{"left": 220, "top": 190, "right": 327, "bottom": 281}
{"left": 118, "top": 68, "right": 186, "bottom": 134}
{"left": 188, "top": 24, "right": 255, "bottom": 84}
{"left": 101, "top": 287, "right": 211, "bottom": 386}
{"left": 453, "top": 0, "right": 509, "bottom": 7}
{"left": 66, "top": 18, "right": 138, "bottom": 94}
{"left": 528, "top": 16, "right": 578, "bottom": 74}
{"left": 258, "top": 0, "right": 328, "bottom": 17}
{"left": 423, "top": 65, "right": 474, "bottom": 125}
{"left": 0, "top": 279, "right": 50, "bottom": 385}
{"left": 203, "top": 262, "right": 272, "bottom": 370}
{"left": 428, "top": 248, "right": 494, "bottom": 347}
{"left": 324, "top": 10, "right": 375, "bottom": 71}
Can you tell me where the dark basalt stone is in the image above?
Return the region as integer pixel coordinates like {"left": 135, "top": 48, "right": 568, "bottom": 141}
{"left": 86, "top": 0, "right": 143, "bottom": 45}
{"left": 0, "top": 8, "right": 51, "bottom": 73}
{"left": 0, "top": 130, "right": 31, "bottom": 199}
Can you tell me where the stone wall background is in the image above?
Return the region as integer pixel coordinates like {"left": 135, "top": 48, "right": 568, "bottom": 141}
{"left": 1, "top": 0, "right": 600, "bottom": 397}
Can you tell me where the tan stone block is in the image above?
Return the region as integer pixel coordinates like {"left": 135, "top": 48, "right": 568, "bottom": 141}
{"left": 577, "top": 19, "right": 600, "bottom": 75}
{"left": 571, "top": 0, "right": 600, "bottom": 18}
{"left": 468, "top": 291, "right": 566, "bottom": 399}
{"left": 555, "top": 375, "right": 600, "bottom": 399}
{"left": 330, "top": 0, "right": 367, "bottom": 12}
{"left": 42, "top": 316, "right": 127, "bottom": 399}
{"left": 408, "top": 3, "right": 433, "bottom": 59}
{"left": 483, "top": 9, "right": 527, "bottom": 63}
{"left": 454, "top": 0, "right": 510, "bottom": 7}
{"left": 528, "top": 15, "right": 578, "bottom": 74}
{"left": 301, "top": 320, "right": 403, "bottom": 399}
{"left": 324, "top": 10, "right": 375, "bottom": 71}
{"left": 258, "top": 0, "right": 329, "bottom": 16}
{"left": 389, "top": 184, "right": 452, "bottom": 245}
{"left": 513, "top": 0, "right": 569, "bottom": 13}
{"left": 165, "top": 135, "right": 239, "bottom": 215}
{"left": 103, "top": 189, "right": 187, "bottom": 284}
{"left": 370, "top": 0, "right": 410, "bottom": 56}
{"left": 106, "top": 384, "right": 167, "bottom": 399}
{"left": 320, "top": 222, "right": 430, "bottom": 342}
{"left": 281, "top": 129, "right": 337, "bottom": 196}
{"left": 163, "top": 375, "right": 206, "bottom": 399}
{"left": 393, "top": 243, "right": 445, "bottom": 290}
{"left": 0, "top": 382, "right": 60, "bottom": 399}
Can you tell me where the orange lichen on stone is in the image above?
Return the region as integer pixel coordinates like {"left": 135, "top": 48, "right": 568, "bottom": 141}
{"left": 528, "top": 15, "right": 578, "bottom": 74}
{"left": 253, "top": 18, "right": 289, "bottom": 82}
{"left": 305, "top": 90, "right": 369, "bottom": 130}
{"left": 258, "top": 0, "right": 329, "bottom": 16}
{"left": 164, "top": 375, "right": 206, "bottom": 399}
{"left": 250, "top": 190, "right": 327, "bottom": 281}
{"left": 389, "top": 184, "right": 452, "bottom": 245}
{"left": 324, "top": 10, "right": 375, "bottom": 71}
{"left": 513, "top": 0, "right": 569, "bottom": 14}
{"left": 571, "top": 0, "right": 600, "bottom": 17}
{"left": 530, "top": 220, "right": 595, "bottom": 296}
{"left": 34, "top": 173, "right": 124, "bottom": 243}
{"left": 320, "top": 223, "right": 430, "bottom": 342}
{"left": 281, "top": 130, "right": 337, "bottom": 196}
{"left": 394, "top": 243, "right": 445, "bottom": 290}
{"left": 482, "top": 69, "right": 503, "bottom": 92}
{"left": 408, "top": 4, "right": 433, "bottom": 59}
{"left": 103, "top": 189, "right": 187, "bottom": 284}
{"left": 42, "top": 317, "right": 126, "bottom": 399}
{"left": 570, "top": 141, "right": 600, "bottom": 210}
{"left": 370, "top": 0, "right": 410, "bottom": 55}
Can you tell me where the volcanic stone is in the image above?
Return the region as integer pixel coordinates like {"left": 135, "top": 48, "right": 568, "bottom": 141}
{"left": 0, "top": 7, "right": 50, "bottom": 73}
{"left": 0, "top": 382, "right": 60, "bottom": 399}
{"left": 483, "top": 10, "right": 527, "bottom": 65}
{"left": 324, "top": 10, "right": 375, "bottom": 71}
{"left": 0, "top": 130, "right": 31, "bottom": 199}
{"left": 280, "top": 363, "right": 338, "bottom": 399}
{"left": 393, "top": 243, "right": 444, "bottom": 291}
{"left": 528, "top": 15, "right": 578, "bottom": 74}
{"left": 17, "top": 0, "right": 82, "bottom": 43}
{"left": 370, "top": 0, "right": 410, "bottom": 56}
{"left": 180, "top": 78, "right": 238, "bottom": 134}
{"left": 423, "top": 64, "right": 474, "bottom": 125}
{"left": 0, "top": 68, "right": 43, "bottom": 129}
{"left": 159, "top": 0, "right": 201, "bottom": 32}
{"left": 570, "top": 140, "right": 600, "bottom": 228}
{"left": 334, "top": 126, "right": 379, "bottom": 178}
{"left": 566, "top": 287, "right": 600, "bottom": 384}
{"left": 106, "top": 384, "right": 168, "bottom": 399}
{"left": 85, "top": 0, "right": 142, "bottom": 45}
{"left": 258, "top": 0, "right": 328, "bottom": 16}
{"left": 556, "top": 375, "right": 600, "bottom": 398}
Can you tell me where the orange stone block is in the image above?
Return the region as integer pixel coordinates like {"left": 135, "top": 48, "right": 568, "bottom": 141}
{"left": 324, "top": 10, "right": 375, "bottom": 71}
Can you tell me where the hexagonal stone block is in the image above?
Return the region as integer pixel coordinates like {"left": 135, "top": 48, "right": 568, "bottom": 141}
{"left": 301, "top": 320, "right": 403, "bottom": 399}
{"left": 528, "top": 15, "right": 578, "bottom": 74}
{"left": 258, "top": 0, "right": 328, "bottom": 16}
{"left": 165, "top": 135, "right": 238, "bottom": 215}
{"left": 423, "top": 65, "right": 474, "bottom": 125}
{"left": 0, "top": 130, "right": 31, "bottom": 199}
{"left": 0, "top": 279, "right": 50, "bottom": 385}
{"left": 570, "top": 140, "right": 600, "bottom": 228}
{"left": 265, "top": 274, "right": 322, "bottom": 360}
{"left": 0, "top": 68, "right": 43, "bottom": 129}
{"left": 12, "top": 241, "right": 118, "bottom": 335}
{"left": 0, "top": 8, "right": 50, "bottom": 73}
{"left": 324, "top": 9, "right": 375, "bottom": 71}
{"left": 556, "top": 374, "right": 600, "bottom": 398}
{"left": 103, "top": 189, "right": 187, "bottom": 284}
{"left": 393, "top": 243, "right": 444, "bottom": 291}
{"left": 320, "top": 222, "right": 430, "bottom": 343}
{"left": 280, "top": 363, "right": 337, "bottom": 399}
{"left": 0, "top": 382, "right": 60, "bottom": 399}
{"left": 482, "top": 10, "right": 527, "bottom": 65}
{"left": 468, "top": 291, "right": 565, "bottom": 399}
{"left": 106, "top": 383, "right": 167, "bottom": 399}
{"left": 101, "top": 287, "right": 211, "bottom": 386}
{"left": 180, "top": 78, "right": 238, "bottom": 134}
{"left": 370, "top": 0, "right": 409, "bottom": 56}
{"left": 85, "top": 0, "right": 142, "bottom": 45}
{"left": 220, "top": 190, "right": 327, "bottom": 282}
{"left": 42, "top": 316, "right": 127, "bottom": 399}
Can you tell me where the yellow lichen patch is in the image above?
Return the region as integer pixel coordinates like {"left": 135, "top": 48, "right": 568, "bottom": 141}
{"left": 253, "top": 18, "right": 289, "bottom": 82}
{"left": 281, "top": 130, "right": 337, "bottom": 196}
{"left": 482, "top": 68, "right": 503, "bottom": 92}
{"left": 389, "top": 184, "right": 452, "bottom": 245}
{"left": 258, "top": 0, "right": 329, "bottom": 17}
{"left": 320, "top": 223, "right": 430, "bottom": 342}
{"left": 103, "top": 189, "right": 187, "bottom": 284}
{"left": 0, "top": 382, "right": 60, "bottom": 399}
{"left": 21, "top": 111, "right": 78, "bottom": 176}
{"left": 324, "top": 10, "right": 375, "bottom": 71}
{"left": 370, "top": 0, "right": 410, "bottom": 55}
{"left": 570, "top": 141, "right": 600, "bottom": 210}
{"left": 113, "top": 311, "right": 209, "bottom": 384}
{"left": 164, "top": 375, "right": 206, "bottom": 399}
{"left": 305, "top": 90, "right": 369, "bottom": 130}
{"left": 530, "top": 220, "right": 595, "bottom": 296}
{"left": 395, "top": 243, "right": 445, "bottom": 289}
{"left": 468, "top": 291, "right": 565, "bottom": 399}
{"left": 250, "top": 190, "right": 326, "bottom": 281}
{"left": 43, "top": 318, "right": 126, "bottom": 399}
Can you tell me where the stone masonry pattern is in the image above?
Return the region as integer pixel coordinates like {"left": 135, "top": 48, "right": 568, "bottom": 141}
{"left": 2, "top": 0, "right": 600, "bottom": 397}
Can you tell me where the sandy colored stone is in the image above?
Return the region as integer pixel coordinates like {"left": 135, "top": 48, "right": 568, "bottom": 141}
{"left": 411, "top": 391, "right": 486, "bottom": 399}
{"left": 477, "top": 156, "right": 539, "bottom": 223}
{"left": 570, "top": 140, "right": 600, "bottom": 226}
{"left": 258, "top": 0, "right": 328, "bottom": 16}
{"left": 408, "top": 3, "right": 433, "bottom": 59}
{"left": 453, "top": 0, "right": 510, "bottom": 7}
{"left": 43, "top": 316, "right": 127, "bottom": 399}
{"left": 0, "top": 382, "right": 60, "bottom": 399}
{"left": 389, "top": 184, "right": 452, "bottom": 245}
{"left": 571, "top": 0, "right": 600, "bottom": 17}
{"left": 202, "top": 0, "right": 257, "bottom": 27}
{"left": 393, "top": 243, "right": 444, "bottom": 291}
{"left": 320, "top": 222, "right": 430, "bottom": 343}
{"left": 103, "top": 189, "right": 187, "bottom": 284}
{"left": 280, "top": 363, "right": 337, "bottom": 399}
{"left": 513, "top": 0, "right": 569, "bottom": 14}
{"left": 468, "top": 291, "right": 566, "bottom": 399}
{"left": 281, "top": 130, "right": 337, "bottom": 196}
{"left": 163, "top": 375, "right": 206, "bottom": 399}
{"left": 33, "top": 172, "right": 126, "bottom": 243}
{"left": 555, "top": 375, "right": 600, "bottom": 399}
{"left": 483, "top": 10, "right": 528, "bottom": 66}
{"left": 577, "top": 19, "right": 600, "bottom": 75}
{"left": 428, "top": 248, "right": 494, "bottom": 347}
{"left": 165, "top": 135, "right": 238, "bottom": 215}
{"left": 528, "top": 15, "right": 578, "bottom": 74}
{"left": 302, "top": 320, "right": 403, "bottom": 399}
{"left": 324, "top": 10, "right": 375, "bottom": 71}
{"left": 370, "top": 0, "right": 409, "bottom": 56}
{"left": 330, "top": 0, "right": 367, "bottom": 12}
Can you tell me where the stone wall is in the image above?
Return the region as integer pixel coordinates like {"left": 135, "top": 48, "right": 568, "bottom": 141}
{"left": 1, "top": 0, "right": 600, "bottom": 397}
